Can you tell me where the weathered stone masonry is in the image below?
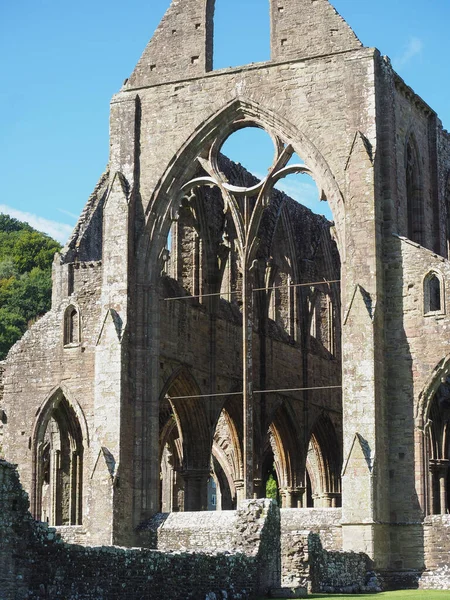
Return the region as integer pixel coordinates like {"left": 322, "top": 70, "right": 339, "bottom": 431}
{"left": 0, "top": 460, "right": 278, "bottom": 600}
{"left": 1, "top": 0, "right": 450, "bottom": 593}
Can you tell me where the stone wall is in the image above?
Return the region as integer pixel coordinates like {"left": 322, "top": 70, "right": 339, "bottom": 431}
{"left": 145, "top": 511, "right": 238, "bottom": 551}
{"left": 420, "top": 516, "right": 450, "bottom": 590}
{"left": 281, "top": 508, "right": 342, "bottom": 588}
{"left": 0, "top": 460, "right": 278, "bottom": 600}
{"left": 2, "top": 0, "right": 450, "bottom": 586}
{"left": 0, "top": 361, "right": 5, "bottom": 456}
{"left": 308, "top": 534, "right": 376, "bottom": 594}
{"left": 279, "top": 508, "right": 375, "bottom": 592}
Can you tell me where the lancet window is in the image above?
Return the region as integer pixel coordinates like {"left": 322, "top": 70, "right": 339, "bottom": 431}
{"left": 34, "top": 393, "right": 84, "bottom": 526}
{"left": 406, "top": 137, "right": 424, "bottom": 246}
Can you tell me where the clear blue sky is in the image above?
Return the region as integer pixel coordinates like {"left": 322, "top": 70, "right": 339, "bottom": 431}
{"left": 1, "top": 0, "right": 449, "bottom": 242}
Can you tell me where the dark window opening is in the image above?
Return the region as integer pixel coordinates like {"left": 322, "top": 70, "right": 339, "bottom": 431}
{"left": 406, "top": 137, "right": 424, "bottom": 246}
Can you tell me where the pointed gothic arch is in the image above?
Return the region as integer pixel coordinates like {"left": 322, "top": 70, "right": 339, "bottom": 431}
{"left": 416, "top": 358, "right": 450, "bottom": 516}
{"left": 159, "top": 367, "right": 212, "bottom": 511}
{"left": 261, "top": 404, "right": 304, "bottom": 508}
{"left": 63, "top": 303, "right": 81, "bottom": 346}
{"left": 423, "top": 270, "right": 444, "bottom": 315}
{"left": 138, "top": 97, "right": 344, "bottom": 510}
{"left": 306, "top": 414, "right": 342, "bottom": 507}
{"left": 138, "top": 97, "right": 346, "bottom": 281}
{"left": 424, "top": 379, "right": 450, "bottom": 515}
{"left": 31, "top": 387, "right": 86, "bottom": 525}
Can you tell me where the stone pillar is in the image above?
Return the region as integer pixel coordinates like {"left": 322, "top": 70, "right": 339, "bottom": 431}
{"left": 253, "top": 477, "right": 263, "bottom": 499}
{"left": 429, "top": 461, "right": 448, "bottom": 515}
{"left": 182, "top": 470, "right": 209, "bottom": 511}
{"left": 439, "top": 471, "right": 447, "bottom": 516}
{"left": 340, "top": 133, "right": 390, "bottom": 569}
{"left": 317, "top": 492, "right": 340, "bottom": 508}
{"left": 280, "top": 487, "right": 301, "bottom": 508}
{"left": 437, "top": 461, "right": 449, "bottom": 515}
{"left": 279, "top": 487, "right": 290, "bottom": 508}
{"left": 291, "top": 487, "right": 306, "bottom": 508}
{"left": 235, "top": 479, "right": 245, "bottom": 507}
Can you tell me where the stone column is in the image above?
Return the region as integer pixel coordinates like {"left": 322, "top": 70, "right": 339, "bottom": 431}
{"left": 182, "top": 470, "right": 210, "bottom": 511}
{"left": 253, "top": 477, "right": 263, "bottom": 499}
{"left": 235, "top": 479, "right": 245, "bottom": 507}
{"left": 438, "top": 461, "right": 449, "bottom": 515}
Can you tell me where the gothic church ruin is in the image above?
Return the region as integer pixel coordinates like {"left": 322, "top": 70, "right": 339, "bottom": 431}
{"left": 1, "top": 0, "right": 450, "bottom": 593}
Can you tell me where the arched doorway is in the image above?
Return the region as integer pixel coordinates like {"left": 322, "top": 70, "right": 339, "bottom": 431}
{"left": 159, "top": 368, "right": 212, "bottom": 512}
{"left": 426, "top": 377, "right": 450, "bottom": 515}
{"left": 32, "top": 390, "right": 84, "bottom": 525}
{"left": 139, "top": 99, "right": 344, "bottom": 514}
{"left": 306, "top": 414, "right": 342, "bottom": 508}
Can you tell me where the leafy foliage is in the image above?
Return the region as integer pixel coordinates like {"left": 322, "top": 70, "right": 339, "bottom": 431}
{"left": 265, "top": 473, "right": 279, "bottom": 505}
{"left": 0, "top": 214, "right": 61, "bottom": 359}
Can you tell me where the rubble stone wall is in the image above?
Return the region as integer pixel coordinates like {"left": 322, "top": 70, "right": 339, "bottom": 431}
{"left": 280, "top": 508, "right": 364, "bottom": 592}
{"left": 419, "top": 516, "right": 450, "bottom": 590}
{"left": 0, "top": 460, "right": 276, "bottom": 600}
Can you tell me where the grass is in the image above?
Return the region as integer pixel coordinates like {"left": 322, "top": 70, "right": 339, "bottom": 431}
{"left": 311, "top": 592, "right": 449, "bottom": 599}
{"left": 260, "top": 592, "right": 449, "bottom": 600}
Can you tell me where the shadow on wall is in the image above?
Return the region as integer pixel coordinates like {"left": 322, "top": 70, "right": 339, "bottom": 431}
{"left": 0, "top": 461, "right": 281, "bottom": 600}
{"left": 308, "top": 532, "right": 379, "bottom": 594}
{"left": 383, "top": 235, "right": 424, "bottom": 588}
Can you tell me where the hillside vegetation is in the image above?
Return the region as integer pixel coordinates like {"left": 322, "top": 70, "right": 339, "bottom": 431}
{"left": 0, "top": 214, "right": 61, "bottom": 359}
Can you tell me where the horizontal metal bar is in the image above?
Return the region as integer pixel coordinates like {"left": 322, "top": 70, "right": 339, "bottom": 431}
{"left": 161, "top": 279, "right": 340, "bottom": 302}
{"left": 167, "top": 384, "right": 342, "bottom": 401}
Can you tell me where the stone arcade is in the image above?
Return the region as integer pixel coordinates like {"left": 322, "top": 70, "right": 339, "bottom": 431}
{"left": 1, "top": 0, "right": 450, "bottom": 595}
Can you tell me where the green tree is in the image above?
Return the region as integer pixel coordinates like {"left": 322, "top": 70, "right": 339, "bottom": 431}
{"left": 266, "top": 473, "right": 279, "bottom": 505}
{"left": 0, "top": 258, "right": 18, "bottom": 279}
{"left": 0, "top": 213, "right": 61, "bottom": 359}
{"left": 0, "top": 308, "right": 27, "bottom": 359}
{"left": 0, "top": 214, "right": 33, "bottom": 234}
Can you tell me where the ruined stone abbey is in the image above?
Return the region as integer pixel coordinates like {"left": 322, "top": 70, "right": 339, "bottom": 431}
{"left": 1, "top": 0, "right": 450, "bottom": 595}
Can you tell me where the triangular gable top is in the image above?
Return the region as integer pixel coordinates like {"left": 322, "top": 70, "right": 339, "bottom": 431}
{"left": 126, "top": 0, "right": 363, "bottom": 89}
{"left": 271, "top": 0, "right": 362, "bottom": 63}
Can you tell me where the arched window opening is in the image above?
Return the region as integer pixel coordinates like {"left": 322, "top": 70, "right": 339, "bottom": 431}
{"left": 207, "top": 475, "right": 218, "bottom": 510}
{"left": 35, "top": 394, "right": 84, "bottom": 526}
{"left": 309, "top": 291, "right": 335, "bottom": 355}
{"left": 424, "top": 272, "right": 444, "bottom": 315}
{"left": 64, "top": 305, "right": 80, "bottom": 346}
{"left": 305, "top": 417, "right": 342, "bottom": 508}
{"left": 275, "top": 153, "right": 331, "bottom": 219}
{"left": 266, "top": 244, "right": 297, "bottom": 340}
{"left": 209, "top": 454, "right": 235, "bottom": 510}
{"left": 211, "top": 407, "right": 243, "bottom": 510}
{"left": 160, "top": 404, "right": 185, "bottom": 513}
{"left": 426, "top": 378, "right": 450, "bottom": 515}
{"left": 219, "top": 126, "right": 275, "bottom": 187}
{"left": 162, "top": 188, "right": 227, "bottom": 306}
{"left": 406, "top": 137, "right": 424, "bottom": 245}
{"left": 163, "top": 221, "right": 176, "bottom": 279}
{"left": 213, "top": 0, "right": 270, "bottom": 70}
{"left": 262, "top": 447, "right": 280, "bottom": 507}
{"left": 156, "top": 116, "right": 342, "bottom": 507}
{"left": 159, "top": 370, "right": 211, "bottom": 512}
